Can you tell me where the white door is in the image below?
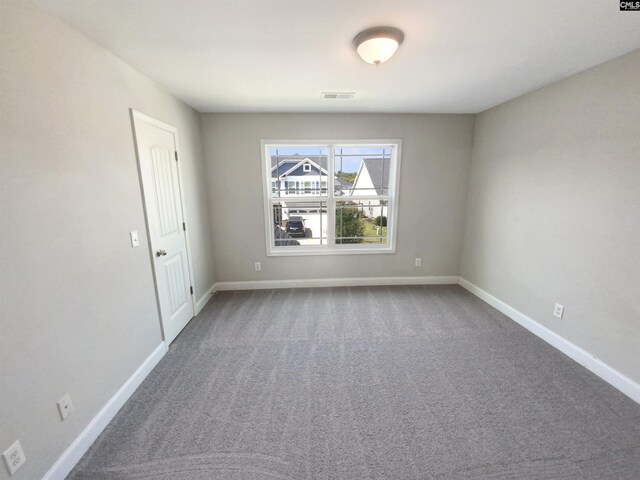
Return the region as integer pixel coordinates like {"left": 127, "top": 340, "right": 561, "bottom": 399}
{"left": 132, "top": 112, "right": 195, "bottom": 344}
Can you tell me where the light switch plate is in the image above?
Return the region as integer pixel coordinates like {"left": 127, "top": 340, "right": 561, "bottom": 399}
{"left": 130, "top": 230, "right": 140, "bottom": 247}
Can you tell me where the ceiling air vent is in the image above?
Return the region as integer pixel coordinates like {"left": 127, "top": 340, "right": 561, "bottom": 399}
{"left": 321, "top": 92, "right": 355, "bottom": 100}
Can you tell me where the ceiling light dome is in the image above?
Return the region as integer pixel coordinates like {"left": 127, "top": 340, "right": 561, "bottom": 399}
{"left": 353, "top": 26, "right": 404, "bottom": 65}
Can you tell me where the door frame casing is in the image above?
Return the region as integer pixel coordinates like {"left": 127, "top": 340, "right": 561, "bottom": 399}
{"left": 130, "top": 109, "right": 197, "bottom": 340}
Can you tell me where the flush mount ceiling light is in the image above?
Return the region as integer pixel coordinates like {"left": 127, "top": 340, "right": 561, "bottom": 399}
{"left": 353, "top": 26, "right": 404, "bottom": 65}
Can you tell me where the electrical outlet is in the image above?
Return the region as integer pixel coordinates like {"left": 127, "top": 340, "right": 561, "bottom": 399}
{"left": 553, "top": 303, "right": 564, "bottom": 319}
{"left": 3, "top": 440, "right": 26, "bottom": 476}
{"left": 57, "top": 393, "right": 74, "bottom": 421}
{"left": 414, "top": 257, "right": 421, "bottom": 267}
{"left": 254, "top": 262, "right": 261, "bottom": 272}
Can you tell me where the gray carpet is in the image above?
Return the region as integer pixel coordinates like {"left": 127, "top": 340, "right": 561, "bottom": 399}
{"left": 68, "top": 285, "right": 640, "bottom": 479}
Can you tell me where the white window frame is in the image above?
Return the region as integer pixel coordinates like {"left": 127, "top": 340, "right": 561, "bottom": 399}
{"left": 261, "top": 139, "right": 402, "bottom": 256}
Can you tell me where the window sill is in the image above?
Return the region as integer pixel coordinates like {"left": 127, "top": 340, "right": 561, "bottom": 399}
{"left": 267, "top": 245, "right": 396, "bottom": 256}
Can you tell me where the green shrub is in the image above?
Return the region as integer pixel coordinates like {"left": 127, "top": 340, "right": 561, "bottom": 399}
{"left": 374, "top": 215, "right": 387, "bottom": 227}
{"left": 336, "top": 205, "right": 364, "bottom": 244}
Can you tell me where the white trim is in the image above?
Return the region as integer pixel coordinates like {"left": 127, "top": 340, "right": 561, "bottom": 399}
{"left": 214, "top": 275, "right": 459, "bottom": 291}
{"left": 261, "top": 140, "right": 274, "bottom": 258}
{"left": 270, "top": 157, "right": 326, "bottom": 174}
{"left": 261, "top": 140, "right": 402, "bottom": 257}
{"left": 265, "top": 242, "right": 395, "bottom": 257}
{"left": 37, "top": 278, "right": 640, "bottom": 480}
{"left": 130, "top": 110, "right": 178, "bottom": 134}
{"left": 458, "top": 277, "right": 640, "bottom": 405}
{"left": 42, "top": 342, "right": 168, "bottom": 480}
{"left": 274, "top": 157, "right": 326, "bottom": 179}
{"left": 194, "top": 284, "right": 216, "bottom": 315}
{"left": 130, "top": 109, "right": 198, "bottom": 341}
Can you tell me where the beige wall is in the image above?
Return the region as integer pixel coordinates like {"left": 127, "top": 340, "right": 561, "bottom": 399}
{"left": 201, "top": 113, "right": 475, "bottom": 282}
{"left": 461, "top": 50, "right": 640, "bottom": 384}
{"left": 0, "top": 2, "right": 214, "bottom": 479}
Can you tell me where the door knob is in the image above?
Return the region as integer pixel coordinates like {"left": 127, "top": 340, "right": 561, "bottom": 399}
{"left": 156, "top": 249, "right": 167, "bottom": 257}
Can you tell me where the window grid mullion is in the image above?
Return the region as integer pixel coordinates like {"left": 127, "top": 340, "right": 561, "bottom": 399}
{"left": 327, "top": 146, "right": 335, "bottom": 247}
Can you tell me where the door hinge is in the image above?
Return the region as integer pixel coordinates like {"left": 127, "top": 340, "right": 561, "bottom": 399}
{"left": 174, "top": 151, "right": 178, "bottom": 161}
{"left": 183, "top": 222, "right": 186, "bottom": 231}
{"left": 190, "top": 286, "right": 194, "bottom": 295}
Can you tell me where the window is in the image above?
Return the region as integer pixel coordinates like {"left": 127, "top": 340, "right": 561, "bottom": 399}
{"left": 286, "top": 181, "right": 295, "bottom": 194}
{"left": 262, "top": 140, "right": 401, "bottom": 255}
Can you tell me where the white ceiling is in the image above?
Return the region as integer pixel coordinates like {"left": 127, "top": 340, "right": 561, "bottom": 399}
{"left": 34, "top": 0, "right": 640, "bottom": 113}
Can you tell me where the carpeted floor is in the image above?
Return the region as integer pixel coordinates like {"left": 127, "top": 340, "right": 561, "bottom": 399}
{"left": 68, "top": 285, "right": 640, "bottom": 479}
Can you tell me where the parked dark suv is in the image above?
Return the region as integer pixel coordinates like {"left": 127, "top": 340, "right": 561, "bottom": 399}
{"left": 286, "top": 216, "right": 306, "bottom": 237}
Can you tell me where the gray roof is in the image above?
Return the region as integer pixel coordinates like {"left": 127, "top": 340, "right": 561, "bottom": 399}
{"left": 270, "top": 159, "right": 298, "bottom": 175}
{"left": 335, "top": 177, "right": 352, "bottom": 189}
{"left": 271, "top": 155, "right": 351, "bottom": 188}
{"left": 355, "top": 158, "right": 390, "bottom": 195}
{"left": 284, "top": 164, "right": 323, "bottom": 177}
{"left": 271, "top": 155, "right": 328, "bottom": 174}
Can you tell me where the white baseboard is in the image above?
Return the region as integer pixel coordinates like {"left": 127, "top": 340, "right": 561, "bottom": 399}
{"left": 42, "top": 342, "right": 168, "bottom": 480}
{"left": 195, "top": 284, "right": 216, "bottom": 315}
{"left": 458, "top": 277, "right": 640, "bottom": 405}
{"left": 41, "top": 278, "right": 638, "bottom": 480}
{"left": 214, "top": 275, "right": 460, "bottom": 291}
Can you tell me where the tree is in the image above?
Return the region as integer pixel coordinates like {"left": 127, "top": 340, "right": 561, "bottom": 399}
{"left": 336, "top": 170, "right": 357, "bottom": 185}
{"left": 336, "top": 204, "right": 364, "bottom": 244}
{"left": 374, "top": 215, "right": 387, "bottom": 227}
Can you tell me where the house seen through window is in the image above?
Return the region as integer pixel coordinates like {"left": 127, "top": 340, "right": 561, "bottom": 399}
{"left": 261, "top": 141, "right": 401, "bottom": 255}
